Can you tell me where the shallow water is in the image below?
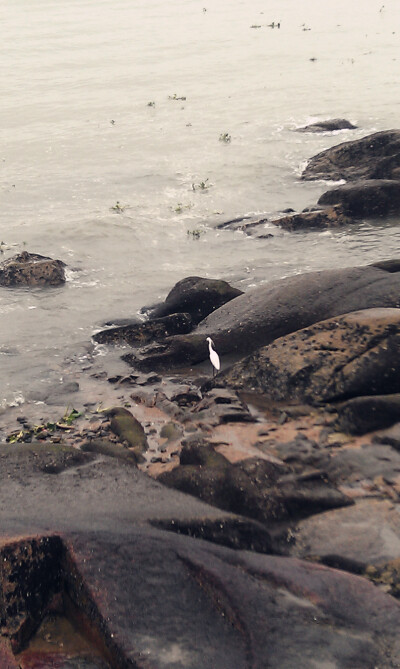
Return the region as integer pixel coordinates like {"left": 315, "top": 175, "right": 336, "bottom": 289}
{"left": 1, "top": 0, "right": 400, "bottom": 412}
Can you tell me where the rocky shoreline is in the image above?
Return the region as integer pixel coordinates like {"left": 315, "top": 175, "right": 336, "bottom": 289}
{"left": 2, "top": 129, "right": 400, "bottom": 667}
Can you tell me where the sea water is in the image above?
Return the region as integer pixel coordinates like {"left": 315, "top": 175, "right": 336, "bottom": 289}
{"left": 1, "top": 0, "right": 400, "bottom": 412}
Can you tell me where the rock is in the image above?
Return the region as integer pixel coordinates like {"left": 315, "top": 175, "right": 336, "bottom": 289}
{"left": 325, "top": 443, "right": 400, "bottom": 485}
{"left": 143, "top": 276, "right": 243, "bottom": 324}
{"left": 127, "top": 262, "right": 400, "bottom": 371}
{"left": 372, "top": 422, "right": 400, "bottom": 449}
{"left": 271, "top": 204, "right": 354, "bottom": 231}
{"left": 152, "top": 516, "right": 274, "bottom": 553}
{"left": 122, "top": 333, "right": 207, "bottom": 371}
{"left": 102, "top": 317, "right": 141, "bottom": 327}
{"left": 220, "top": 308, "right": 400, "bottom": 405}
{"left": 271, "top": 436, "right": 331, "bottom": 472}
{"left": 81, "top": 437, "right": 140, "bottom": 465}
{"left": 0, "top": 442, "right": 96, "bottom": 475}
{"left": 318, "top": 178, "right": 400, "bottom": 218}
{"left": 215, "top": 215, "right": 270, "bottom": 233}
{"left": 302, "top": 129, "right": 400, "bottom": 182}
{"left": 0, "top": 252, "right": 66, "bottom": 287}
{"left": 159, "top": 422, "right": 183, "bottom": 442}
{"left": 296, "top": 118, "right": 357, "bottom": 133}
{"left": 102, "top": 406, "right": 148, "bottom": 456}
{"left": 0, "top": 639, "right": 17, "bottom": 669}
{"left": 93, "top": 312, "right": 193, "bottom": 346}
{"left": 191, "top": 388, "right": 255, "bottom": 425}
{"left": 291, "top": 498, "right": 400, "bottom": 567}
{"left": 336, "top": 394, "right": 400, "bottom": 434}
{"left": 159, "top": 444, "right": 351, "bottom": 524}
{"left": 1, "top": 421, "right": 400, "bottom": 665}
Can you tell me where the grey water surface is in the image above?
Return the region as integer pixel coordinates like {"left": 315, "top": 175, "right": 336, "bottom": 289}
{"left": 1, "top": 0, "right": 400, "bottom": 411}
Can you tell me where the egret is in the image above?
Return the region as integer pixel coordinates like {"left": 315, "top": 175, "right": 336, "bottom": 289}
{"left": 206, "top": 337, "right": 220, "bottom": 376}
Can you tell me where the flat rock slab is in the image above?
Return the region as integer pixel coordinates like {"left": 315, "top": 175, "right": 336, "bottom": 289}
{"left": 3, "top": 527, "right": 400, "bottom": 669}
{"left": 0, "top": 443, "right": 249, "bottom": 535}
{"left": 1, "top": 443, "right": 400, "bottom": 666}
{"left": 220, "top": 308, "right": 400, "bottom": 405}
{"left": 291, "top": 498, "right": 400, "bottom": 567}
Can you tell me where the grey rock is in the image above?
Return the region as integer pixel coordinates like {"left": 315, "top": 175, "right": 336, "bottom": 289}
{"left": 144, "top": 276, "right": 243, "bottom": 324}
{"left": 318, "top": 178, "right": 400, "bottom": 218}
{"left": 296, "top": 118, "right": 357, "bottom": 133}
{"left": 302, "top": 129, "right": 400, "bottom": 181}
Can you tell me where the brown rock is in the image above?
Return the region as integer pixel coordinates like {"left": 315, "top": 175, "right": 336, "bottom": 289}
{"left": 221, "top": 308, "right": 400, "bottom": 405}
{"left": 0, "top": 252, "right": 66, "bottom": 287}
{"left": 271, "top": 205, "right": 353, "bottom": 231}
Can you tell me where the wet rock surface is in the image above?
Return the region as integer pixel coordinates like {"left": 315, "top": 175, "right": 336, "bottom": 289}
{"left": 219, "top": 308, "right": 400, "bottom": 404}
{"left": 0, "top": 251, "right": 66, "bottom": 287}
{"left": 5, "top": 259, "right": 400, "bottom": 665}
{"left": 318, "top": 178, "right": 400, "bottom": 218}
{"left": 302, "top": 128, "right": 400, "bottom": 182}
{"left": 93, "top": 312, "right": 193, "bottom": 346}
{"left": 295, "top": 118, "right": 357, "bottom": 133}
{"left": 128, "top": 262, "right": 400, "bottom": 370}
{"left": 271, "top": 204, "right": 354, "bottom": 230}
{"left": 143, "top": 275, "right": 243, "bottom": 324}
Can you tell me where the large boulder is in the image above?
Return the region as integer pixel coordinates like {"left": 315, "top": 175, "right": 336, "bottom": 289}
{"left": 2, "top": 443, "right": 398, "bottom": 667}
{"left": 128, "top": 261, "right": 400, "bottom": 371}
{"left": 318, "top": 179, "right": 400, "bottom": 218}
{"left": 144, "top": 276, "right": 243, "bottom": 324}
{"left": 0, "top": 251, "right": 66, "bottom": 287}
{"left": 219, "top": 308, "right": 400, "bottom": 404}
{"left": 302, "top": 129, "right": 400, "bottom": 181}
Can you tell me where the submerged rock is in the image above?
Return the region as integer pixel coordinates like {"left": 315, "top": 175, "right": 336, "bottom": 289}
{"left": 143, "top": 276, "right": 243, "bottom": 324}
{"left": 220, "top": 308, "right": 400, "bottom": 405}
{"left": 0, "top": 251, "right": 66, "bottom": 287}
{"left": 296, "top": 118, "right": 357, "bottom": 133}
{"left": 302, "top": 129, "right": 400, "bottom": 181}
{"left": 272, "top": 205, "right": 353, "bottom": 231}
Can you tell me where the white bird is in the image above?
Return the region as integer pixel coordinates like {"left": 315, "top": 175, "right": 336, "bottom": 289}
{"left": 206, "top": 337, "right": 220, "bottom": 376}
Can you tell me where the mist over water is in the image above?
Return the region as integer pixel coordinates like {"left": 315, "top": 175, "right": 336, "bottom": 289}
{"left": 1, "top": 0, "right": 400, "bottom": 410}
